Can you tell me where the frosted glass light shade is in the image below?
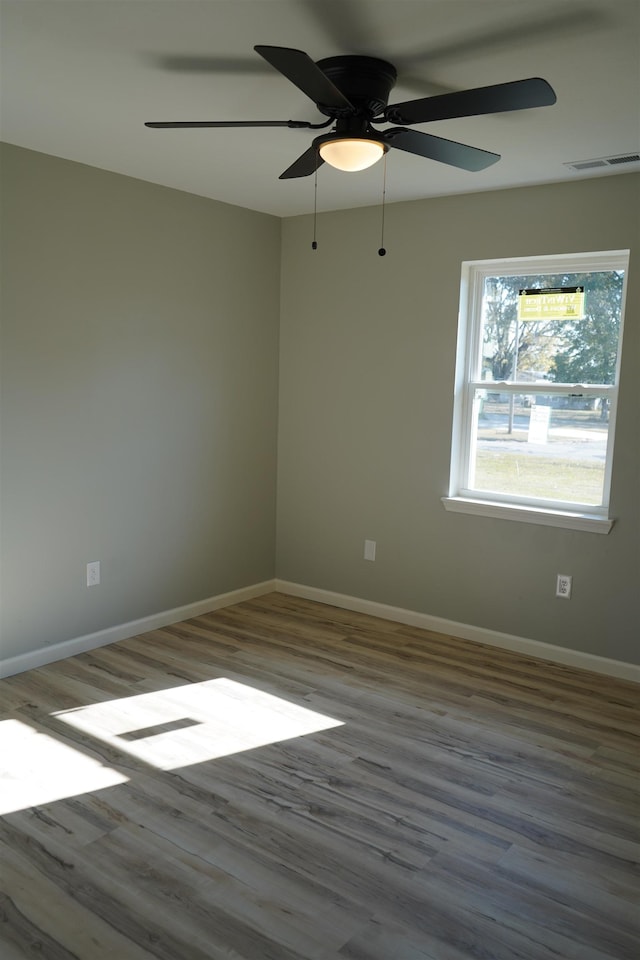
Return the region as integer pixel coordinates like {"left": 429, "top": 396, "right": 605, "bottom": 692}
{"left": 319, "top": 138, "right": 385, "bottom": 172}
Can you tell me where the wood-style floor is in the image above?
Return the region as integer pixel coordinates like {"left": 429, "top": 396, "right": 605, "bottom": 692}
{"left": 1, "top": 592, "right": 638, "bottom": 960}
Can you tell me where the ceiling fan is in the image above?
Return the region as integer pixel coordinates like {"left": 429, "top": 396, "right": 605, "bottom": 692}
{"left": 145, "top": 45, "right": 556, "bottom": 179}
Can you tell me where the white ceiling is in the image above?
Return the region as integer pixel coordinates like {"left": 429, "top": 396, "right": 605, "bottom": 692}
{"left": 1, "top": 0, "right": 639, "bottom": 217}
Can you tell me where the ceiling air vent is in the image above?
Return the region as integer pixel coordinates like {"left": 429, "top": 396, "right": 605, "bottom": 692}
{"left": 569, "top": 160, "right": 608, "bottom": 170}
{"left": 607, "top": 154, "right": 640, "bottom": 164}
{"left": 565, "top": 153, "right": 640, "bottom": 171}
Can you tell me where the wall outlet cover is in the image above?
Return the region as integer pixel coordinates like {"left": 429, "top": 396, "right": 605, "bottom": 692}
{"left": 364, "top": 540, "right": 376, "bottom": 562}
{"left": 556, "top": 574, "right": 572, "bottom": 598}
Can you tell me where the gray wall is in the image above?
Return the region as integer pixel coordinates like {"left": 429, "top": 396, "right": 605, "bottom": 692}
{"left": 277, "top": 174, "right": 639, "bottom": 664}
{"left": 2, "top": 145, "right": 638, "bottom": 668}
{"left": 1, "top": 144, "right": 281, "bottom": 660}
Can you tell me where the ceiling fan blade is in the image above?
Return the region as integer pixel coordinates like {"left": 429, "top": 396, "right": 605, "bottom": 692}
{"left": 396, "top": 72, "right": 459, "bottom": 99}
{"left": 394, "top": 7, "right": 605, "bottom": 72}
{"left": 144, "top": 120, "right": 319, "bottom": 129}
{"left": 279, "top": 145, "right": 324, "bottom": 180}
{"left": 254, "top": 45, "right": 354, "bottom": 112}
{"left": 385, "top": 78, "right": 556, "bottom": 125}
{"left": 304, "top": 0, "right": 376, "bottom": 53}
{"left": 384, "top": 128, "right": 500, "bottom": 171}
{"left": 150, "top": 54, "right": 269, "bottom": 74}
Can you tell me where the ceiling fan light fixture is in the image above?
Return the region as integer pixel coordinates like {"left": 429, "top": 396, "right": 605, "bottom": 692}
{"left": 318, "top": 137, "right": 386, "bottom": 172}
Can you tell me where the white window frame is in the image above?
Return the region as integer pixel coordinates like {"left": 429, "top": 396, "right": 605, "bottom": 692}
{"left": 443, "top": 250, "right": 629, "bottom": 534}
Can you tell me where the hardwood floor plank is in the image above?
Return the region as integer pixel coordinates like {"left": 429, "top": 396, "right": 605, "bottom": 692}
{"left": 1, "top": 839, "right": 159, "bottom": 960}
{"left": 422, "top": 848, "right": 638, "bottom": 960}
{"left": 497, "top": 844, "right": 640, "bottom": 933}
{"left": 1, "top": 592, "right": 638, "bottom": 959}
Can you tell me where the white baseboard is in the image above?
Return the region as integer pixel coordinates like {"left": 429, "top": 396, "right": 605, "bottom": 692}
{"left": 275, "top": 579, "right": 640, "bottom": 684}
{"left": 0, "top": 580, "right": 276, "bottom": 679}
{"left": 4, "top": 577, "right": 637, "bottom": 684}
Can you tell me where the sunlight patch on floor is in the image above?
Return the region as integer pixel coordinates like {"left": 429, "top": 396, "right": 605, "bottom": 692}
{"left": 0, "top": 718, "right": 129, "bottom": 815}
{"left": 54, "top": 678, "right": 344, "bottom": 771}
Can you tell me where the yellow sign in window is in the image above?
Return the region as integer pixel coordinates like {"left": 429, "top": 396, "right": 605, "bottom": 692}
{"left": 517, "top": 287, "right": 585, "bottom": 321}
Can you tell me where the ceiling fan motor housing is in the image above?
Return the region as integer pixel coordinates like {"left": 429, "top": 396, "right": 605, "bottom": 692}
{"left": 315, "top": 56, "right": 397, "bottom": 117}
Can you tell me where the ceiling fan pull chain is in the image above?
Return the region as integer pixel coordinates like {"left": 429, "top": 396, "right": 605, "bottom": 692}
{"left": 312, "top": 157, "right": 319, "bottom": 250}
{"left": 378, "top": 152, "right": 387, "bottom": 256}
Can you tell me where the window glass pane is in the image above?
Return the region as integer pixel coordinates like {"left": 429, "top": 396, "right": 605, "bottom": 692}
{"left": 470, "top": 390, "right": 610, "bottom": 505}
{"left": 480, "top": 270, "right": 624, "bottom": 386}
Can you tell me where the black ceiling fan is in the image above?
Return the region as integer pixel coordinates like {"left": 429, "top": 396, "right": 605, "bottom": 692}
{"left": 145, "top": 45, "right": 556, "bottom": 179}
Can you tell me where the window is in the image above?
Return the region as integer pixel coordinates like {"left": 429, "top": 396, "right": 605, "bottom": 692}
{"left": 444, "top": 251, "right": 629, "bottom": 533}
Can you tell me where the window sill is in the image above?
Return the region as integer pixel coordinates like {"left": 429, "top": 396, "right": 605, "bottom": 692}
{"left": 441, "top": 496, "right": 614, "bottom": 534}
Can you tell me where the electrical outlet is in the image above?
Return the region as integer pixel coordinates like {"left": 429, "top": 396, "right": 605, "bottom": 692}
{"left": 87, "top": 561, "right": 101, "bottom": 587}
{"left": 364, "top": 539, "right": 376, "bottom": 562}
{"left": 556, "top": 574, "right": 572, "bottom": 599}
